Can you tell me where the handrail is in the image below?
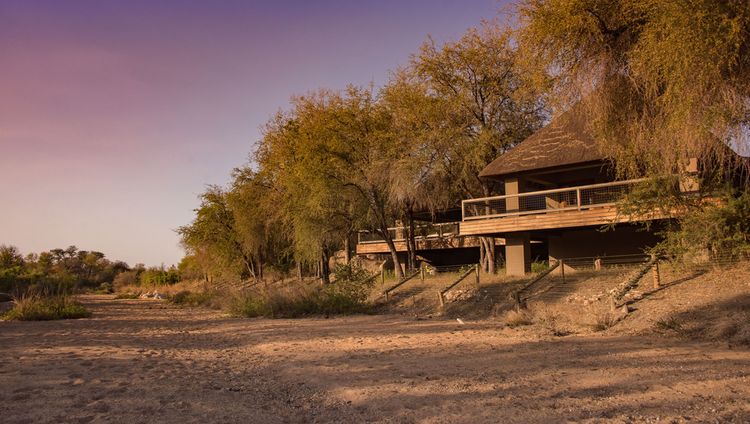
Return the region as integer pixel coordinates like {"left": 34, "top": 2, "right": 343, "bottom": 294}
{"left": 509, "top": 261, "right": 561, "bottom": 310}
{"left": 438, "top": 264, "right": 479, "bottom": 308}
{"left": 462, "top": 178, "right": 648, "bottom": 221}
{"left": 465, "top": 178, "right": 648, "bottom": 204}
{"left": 383, "top": 270, "right": 421, "bottom": 302}
{"left": 611, "top": 255, "right": 658, "bottom": 303}
{"left": 358, "top": 222, "right": 460, "bottom": 244}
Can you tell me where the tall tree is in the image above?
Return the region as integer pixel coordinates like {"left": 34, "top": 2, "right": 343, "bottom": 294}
{"left": 516, "top": 0, "right": 750, "bottom": 181}
{"left": 177, "top": 187, "right": 258, "bottom": 281}
{"left": 406, "top": 22, "right": 547, "bottom": 272}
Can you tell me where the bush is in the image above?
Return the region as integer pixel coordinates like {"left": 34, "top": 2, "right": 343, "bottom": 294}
{"left": 655, "top": 314, "right": 683, "bottom": 332}
{"left": 231, "top": 263, "right": 376, "bottom": 318}
{"left": 95, "top": 282, "right": 113, "bottom": 294}
{"left": 531, "top": 261, "right": 549, "bottom": 273}
{"left": 113, "top": 270, "right": 139, "bottom": 290}
{"left": 503, "top": 309, "right": 533, "bottom": 327}
{"left": 170, "top": 290, "right": 213, "bottom": 307}
{"left": 592, "top": 311, "right": 618, "bottom": 332}
{"left": 652, "top": 189, "right": 750, "bottom": 263}
{"left": 2, "top": 295, "right": 92, "bottom": 321}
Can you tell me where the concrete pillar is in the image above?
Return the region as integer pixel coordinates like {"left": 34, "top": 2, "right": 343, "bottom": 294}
{"left": 504, "top": 177, "right": 524, "bottom": 213}
{"left": 505, "top": 233, "right": 531, "bottom": 276}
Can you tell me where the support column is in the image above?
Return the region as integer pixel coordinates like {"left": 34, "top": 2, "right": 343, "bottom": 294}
{"left": 505, "top": 233, "right": 531, "bottom": 276}
{"left": 504, "top": 177, "right": 525, "bottom": 213}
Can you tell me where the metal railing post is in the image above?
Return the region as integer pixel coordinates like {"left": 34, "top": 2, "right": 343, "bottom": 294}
{"left": 560, "top": 259, "right": 566, "bottom": 283}
{"left": 651, "top": 254, "right": 660, "bottom": 288}
{"left": 576, "top": 188, "right": 582, "bottom": 210}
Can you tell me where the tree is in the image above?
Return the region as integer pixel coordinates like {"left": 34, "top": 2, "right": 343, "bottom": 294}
{"left": 516, "top": 0, "right": 750, "bottom": 181}
{"left": 403, "top": 22, "right": 547, "bottom": 272}
{"left": 256, "top": 88, "right": 406, "bottom": 280}
{"left": 516, "top": 0, "right": 750, "bottom": 258}
{"left": 0, "top": 245, "right": 24, "bottom": 269}
{"left": 178, "top": 186, "right": 259, "bottom": 281}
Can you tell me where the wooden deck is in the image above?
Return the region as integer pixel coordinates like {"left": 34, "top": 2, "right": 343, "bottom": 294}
{"left": 460, "top": 204, "right": 673, "bottom": 236}
{"left": 460, "top": 179, "right": 677, "bottom": 236}
{"left": 356, "top": 235, "right": 501, "bottom": 255}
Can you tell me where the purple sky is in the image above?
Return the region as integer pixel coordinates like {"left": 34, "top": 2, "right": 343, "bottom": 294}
{"left": 0, "top": 0, "right": 506, "bottom": 266}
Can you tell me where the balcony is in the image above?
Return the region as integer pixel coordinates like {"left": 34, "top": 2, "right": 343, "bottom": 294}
{"left": 460, "top": 178, "right": 667, "bottom": 235}
{"left": 356, "top": 222, "right": 491, "bottom": 255}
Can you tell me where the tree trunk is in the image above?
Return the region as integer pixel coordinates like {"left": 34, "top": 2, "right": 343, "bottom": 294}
{"left": 242, "top": 255, "right": 256, "bottom": 280}
{"left": 479, "top": 237, "right": 496, "bottom": 274}
{"left": 320, "top": 248, "right": 331, "bottom": 285}
{"left": 296, "top": 261, "right": 303, "bottom": 282}
{"left": 381, "top": 231, "right": 404, "bottom": 279}
{"left": 479, "top": 239, "right": 486, "bottom": 270}
{"left": 344, "top": 234, "right": 352, "bottom": 264}
{"left": 487, "top": 237, "right": 496, "bottom": 274}
{"left": 407, "top": 209, "right": 417, "bottom": 272}
{"left": 257, "top": 252, "right": 264, "bottom": 280}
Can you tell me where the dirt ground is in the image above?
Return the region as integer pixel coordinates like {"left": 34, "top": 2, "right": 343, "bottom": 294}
{"left": 1, "top": 295, "right": 749, "bottom": 423}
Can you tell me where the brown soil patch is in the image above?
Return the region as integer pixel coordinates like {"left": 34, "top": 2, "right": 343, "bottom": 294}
{"left": 1, "top": 294, "right": 749, "bottom": 423}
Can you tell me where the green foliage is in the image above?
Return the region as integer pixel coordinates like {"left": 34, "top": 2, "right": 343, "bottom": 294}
{"left": 0, "top": 244, "right": 134, "bottom": 294}
{"left": 517, "top": 0, "right": 750, "bottom": 180}
{"left": 139, "top": 266, "right": 180, "bottom": 286}
{"left": 531, "top": 261, "right": 549, "bottom": 273}
{"left": 230, "top": 266, "right": 375, "bottom": 318}
{"left": 653, "top": 189, "right": 750, "bottom": 261}
{"left": 112, "top": 270, "right": 139, "bottom": 290}
{"left": 2, "top": 294, "right": 92, "bottom": 321}
{"left": 170, "top": 290, "right": 213, "bottom": 307}
{"left": 177, "top": 20, "right": 548, "bottom": 281}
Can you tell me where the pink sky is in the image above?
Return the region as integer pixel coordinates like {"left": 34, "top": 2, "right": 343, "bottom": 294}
{"left": 0, "top": 0, "right": 505, "bottom": 266}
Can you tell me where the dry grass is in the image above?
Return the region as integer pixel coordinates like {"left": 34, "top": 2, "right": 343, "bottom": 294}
{"left": 2, "top": 294, "right": 91, "bottom": 321}
{"left": 502, "top": 309, "right": 533, "bottom": 327}
{"left": 654, "top": 314, "right": 684, "bottom": 333}
{"left": 591, "top": 310, "right": 619, "bottom": 332}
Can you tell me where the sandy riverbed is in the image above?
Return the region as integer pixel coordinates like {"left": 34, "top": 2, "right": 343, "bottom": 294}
{"left": 1, "top": 295, "right": 748, "bottom": 423}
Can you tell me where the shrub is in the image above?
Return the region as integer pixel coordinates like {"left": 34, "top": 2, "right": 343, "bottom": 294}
{"left": 652, "top": 189, "right": 750, "bottom": 264}
{"left": 113, "top": 270, "right": 139, "bottom": 290}
{"left": 531, "top": 261, "right": 549, "bottom": 274}
{"left": 592, "top": 311, "right": 618, "bottom": 332}
{"left": 95, "top": 282, "right": 113, "bottom": 294}
{"left": 655, "top": 314, "right": 683, "bottom": 332}
{"left": 231, "top": 264, "right": 376, "bottom": 318}
{"left": 503, "top": 309, "right": 533, "bottom": 327}
{"left": 170, "top": 290, "right": 213, "bottom": 307}
{"left": 535, "top": 308, "right": 569, "bottom": 336}
{"left": 230, "top": 292, "right": 273, "bottom": 317}
{"left": 2, "top": 295, "right": 91, "bottom": 321}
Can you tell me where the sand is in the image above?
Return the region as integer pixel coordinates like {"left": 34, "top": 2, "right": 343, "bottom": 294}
{"left": 1, "top": 295, "right": 748, "bottom": 423}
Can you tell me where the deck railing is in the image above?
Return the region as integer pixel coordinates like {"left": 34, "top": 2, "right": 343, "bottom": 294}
{"left": 462, "top": 178, "right": 647, "bottom": 221}
{"left": 357, "top": 222, "right": 460, "bottom": 244}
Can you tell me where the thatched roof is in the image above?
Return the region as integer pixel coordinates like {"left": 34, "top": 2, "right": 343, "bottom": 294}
{"left": 479, "top": 112, "right": 606, "bottom": 179}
